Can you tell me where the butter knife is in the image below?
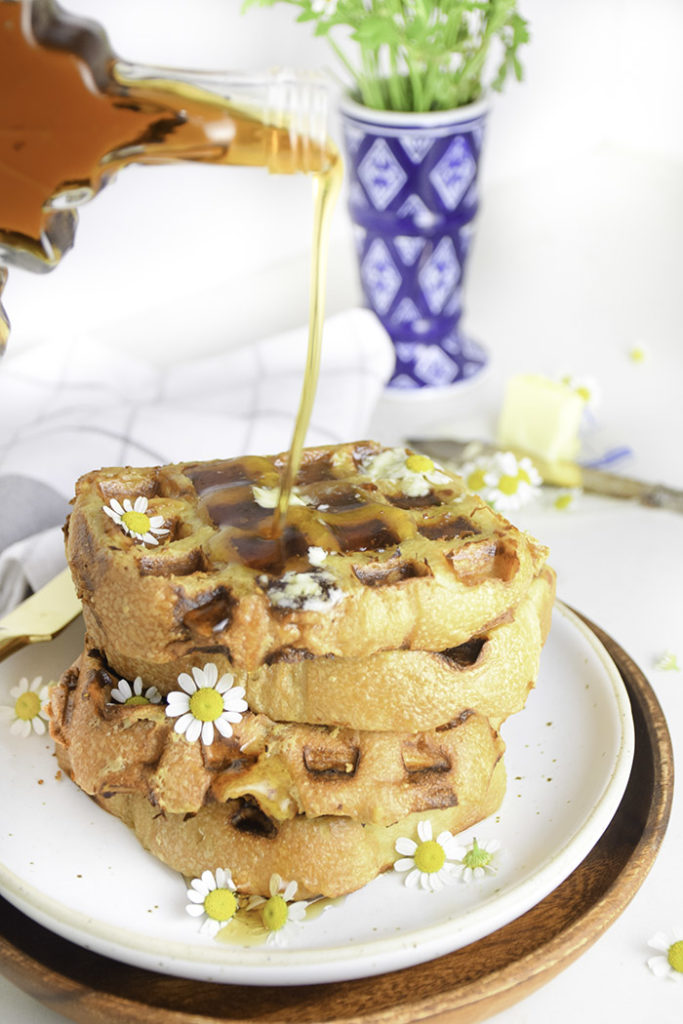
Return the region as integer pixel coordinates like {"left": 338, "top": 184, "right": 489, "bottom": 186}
{"left": 0, "top": 568, "right": 82, "bottom": 664}
{"left": 408, "top": 437, "right": 683, "bottom": 515}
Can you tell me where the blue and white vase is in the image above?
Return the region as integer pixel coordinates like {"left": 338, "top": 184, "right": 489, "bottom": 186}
{"left": 339, "top": 96, "right": 488, "bottom": 391}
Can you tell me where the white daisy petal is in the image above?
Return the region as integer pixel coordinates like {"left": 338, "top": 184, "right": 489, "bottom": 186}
{"left": 214, "top": 717, "right": 234, "bottom": 739}
{"left": 166, "top": 698, "right": 190, "bottom": 718}
{"left": 404, "top": 868, "right": 420, "bottom": 888}
{"left": 283, "top": 880, "right": 298, "bottom": 902}
{"left": 203, "top": 664, "right": 218, "bottom": 687}
{"left": 395, "top": 837, "right": 417, "bottom": 857}
{"left": 32, "top": 717, "right": 46, "bottom": 736}
{"left": 110, "top": 499, "right": 125, "bottom": 516}
{"left": 417, "top": 820, "right": 433, "bottom": 842}
{"left": 200, "top": 918, "right": 221, "bottom": 937}
{"left": 186, "top": 902, "right": 206, "bottom": 917}
{"left": 192, "top": 666, "right": 207, "bottom": 687}
{"left": 648, "top": 956, "right": 671, "bottom": 978}
{"left": 185, "top": 717, "right": 203, "bottom": 743}
{"left": 201, "top": 870, "right": 217, "bottom": 890}
{"left": 394, "top": 857, "right": 416, "bottom": 872}
{"left": 173, "top": 712, "right": 194, "bottom": 735}
{"left": 201, "top": 720, "right": 215, "bottom": 745}
{"left": 648, "top": 932, "right": 673, "bottom": 952}
{"left": 177, "top": 673, "right": 196, "bottom": 695}
{"left": 187, "top": 889, "right": 205, "bottom": 905}
{"left": 215, "top": 674, "right": 235, "bottom": 694}
{"left": 133, "top": 496, "right": 148, "bottom": 513}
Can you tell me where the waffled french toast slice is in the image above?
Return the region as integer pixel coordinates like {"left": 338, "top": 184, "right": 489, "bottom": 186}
{"left": 65, "top": 441, "right": 549, "bottom": 675}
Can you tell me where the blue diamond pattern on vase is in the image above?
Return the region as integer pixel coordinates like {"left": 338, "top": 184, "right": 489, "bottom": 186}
{"left": 429, "top": 136, "right": 477, "bottom": 211}
{"left": 341, "top": 98, "right": 489, "bottom": 389}
{"left": 360, "top": 238, "right": 402, "bottom": 315}
{"left": 357, "top": 138, "right": 408, "bottom": 211}
{"left": 418, "top": 237, "right": 461, "bottom": 315}
{"left": 394, "top": 235, "right": 426, "bottom": 266}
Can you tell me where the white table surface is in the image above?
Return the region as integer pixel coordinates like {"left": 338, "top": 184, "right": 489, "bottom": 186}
{"left": 2, "top": 62, "right": 683, "bottom": 1024}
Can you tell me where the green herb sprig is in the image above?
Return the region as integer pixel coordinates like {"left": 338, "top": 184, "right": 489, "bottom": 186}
{"left": 243, "top": 0, "right": 530, "bottom": 112}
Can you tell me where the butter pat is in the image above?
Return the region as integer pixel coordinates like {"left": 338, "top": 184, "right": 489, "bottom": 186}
{"left": 497, "top": 374, "right": 584, "bottom": 462}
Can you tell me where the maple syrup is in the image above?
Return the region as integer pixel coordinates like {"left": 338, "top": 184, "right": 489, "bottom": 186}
{"left": 0, "top": 0, "right": 343, "bottom": 531}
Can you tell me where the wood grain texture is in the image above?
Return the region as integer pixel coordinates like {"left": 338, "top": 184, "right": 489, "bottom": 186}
{"left": 0, "top": 614, "right": 673, "bottom": 1024}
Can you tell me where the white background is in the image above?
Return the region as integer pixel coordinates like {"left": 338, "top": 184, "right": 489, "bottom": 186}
{"left": 2, "top": 1, "right": 683, "bottom": 1022}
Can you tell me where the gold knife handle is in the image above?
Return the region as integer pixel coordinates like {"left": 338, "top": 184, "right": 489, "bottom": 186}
{"left": 0, "top": 633, "right": 30, "bottom": 664}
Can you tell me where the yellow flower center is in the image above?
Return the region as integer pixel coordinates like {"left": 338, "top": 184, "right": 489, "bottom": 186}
{"left": 498, "top": 474, "right": 521, "bottom": 496}
{"left": 125, "top": 695, "right": 149, "bottom": 706}
{"left": 204, "top": 888, "right": 237, "bottom": 922}
{"left": 189, "top": 687, "right": 224, "bottom": 722}
{"left": 405, "top": 454, "right": 434, "bottom": 473}
{"left": 121, "top": 509, "right": 151, "bottom": 535}
{"left": 413, "top": 839, "right": 446, "bottom": 874}
{"left": 554, "top": 493, "right": 573, "bottom": 511}
{"left": 466, "top": 468, "right": 487, "bottom": 492}
{"left": 668, "top": 940, "right": 683, "bottom": 973}
{"left": 262, "top": 894, "right": 289, "bottom": 932}
{"left": 15, "top": 691, "right": 41, "bottom": 721}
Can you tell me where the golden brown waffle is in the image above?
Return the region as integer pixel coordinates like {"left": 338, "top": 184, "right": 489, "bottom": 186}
{"left": 95, "top": 782, "right": 506, "bottom": 899}
{"left": 105, "top": 566, "right": 555, "bottom": 731}
{"left": 49, "top": 647, "right": 505, "bottom": 827}
{"left": 65, "top": 441, "right": 549, "bottom": 673}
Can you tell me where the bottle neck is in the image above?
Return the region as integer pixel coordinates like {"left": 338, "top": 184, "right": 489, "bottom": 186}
{"left": 113, "top": 62, "right": 332, "bottom": 175}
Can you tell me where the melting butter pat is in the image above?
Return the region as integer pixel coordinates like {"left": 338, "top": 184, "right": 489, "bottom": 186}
{"left": 497, "top": 374, "right": 584, "bottom": 462}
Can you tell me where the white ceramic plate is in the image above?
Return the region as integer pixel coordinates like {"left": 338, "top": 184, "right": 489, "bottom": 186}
{"left": 0, "top": 602, "right": 633, "bottom": 987}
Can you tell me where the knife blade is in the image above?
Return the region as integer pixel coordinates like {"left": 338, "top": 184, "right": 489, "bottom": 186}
{"left": 0, "top": 568, "right": 82, "bottom": 663}
{"left": 407, "top": 437, "right": 683, "bottom": 515}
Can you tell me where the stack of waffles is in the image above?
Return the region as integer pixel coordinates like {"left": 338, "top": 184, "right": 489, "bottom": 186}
{"left": 49, "top": 441, "right": 555, "bottom": 898}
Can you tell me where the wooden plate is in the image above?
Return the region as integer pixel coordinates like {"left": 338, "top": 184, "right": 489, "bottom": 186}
{"left": 0, "top": 614, "right": 673, "bottom": 1024}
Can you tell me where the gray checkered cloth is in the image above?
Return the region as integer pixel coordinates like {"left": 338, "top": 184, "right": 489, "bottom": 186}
{"left": 0, "top": 308, "right": 393, "bottom": 614}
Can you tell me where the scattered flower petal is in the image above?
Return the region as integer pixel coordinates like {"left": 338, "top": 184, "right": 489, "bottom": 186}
{"left": 165, "top": 664, "right": 248, "bottom": 745}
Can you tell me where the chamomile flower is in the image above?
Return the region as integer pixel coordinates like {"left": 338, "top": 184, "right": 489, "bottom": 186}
{"left": 186, "top": 868, "right": 239, "bottom": 937}
{"left": 247, "top": 874, "right": 308, "bottom": 946}
{"left": 252, "top": 484, "right": 310, "bottom": 509}
{"left": 103, "top": 496, "right": 169, "bottom": 546}
{"left": 110, "top": 675, "right": 161, "bottom": 706}
{"left": 0, "top": 676, "right": 50, "bottom": 738}
{"left": 364, "top": 447, "right": 451, "bottom": 497}
{"left": 559, "top": 373, "right": 601, "bottom": 411}
{"left": 654, "top": 651, "right": 680, "bottom": 672}
{"left": 647, "top": 928, "right": 683, "bottom": 981}
{"left": 460, "top": 451, "right": 542, "bottom": 513}
{"left": 165, "top": 663, "right": 247, "bottom": 745}
{"left": 450, "top": 836, "right": 501, "bottom": 883}
{"left": 393, "top": 819, "right": 461, "bottom": 891}
{"left": 551, "top": 488, "right": 582, "bottom": 512}
{"left": 628, "top": 345, "right": 649, "bottom": 364}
